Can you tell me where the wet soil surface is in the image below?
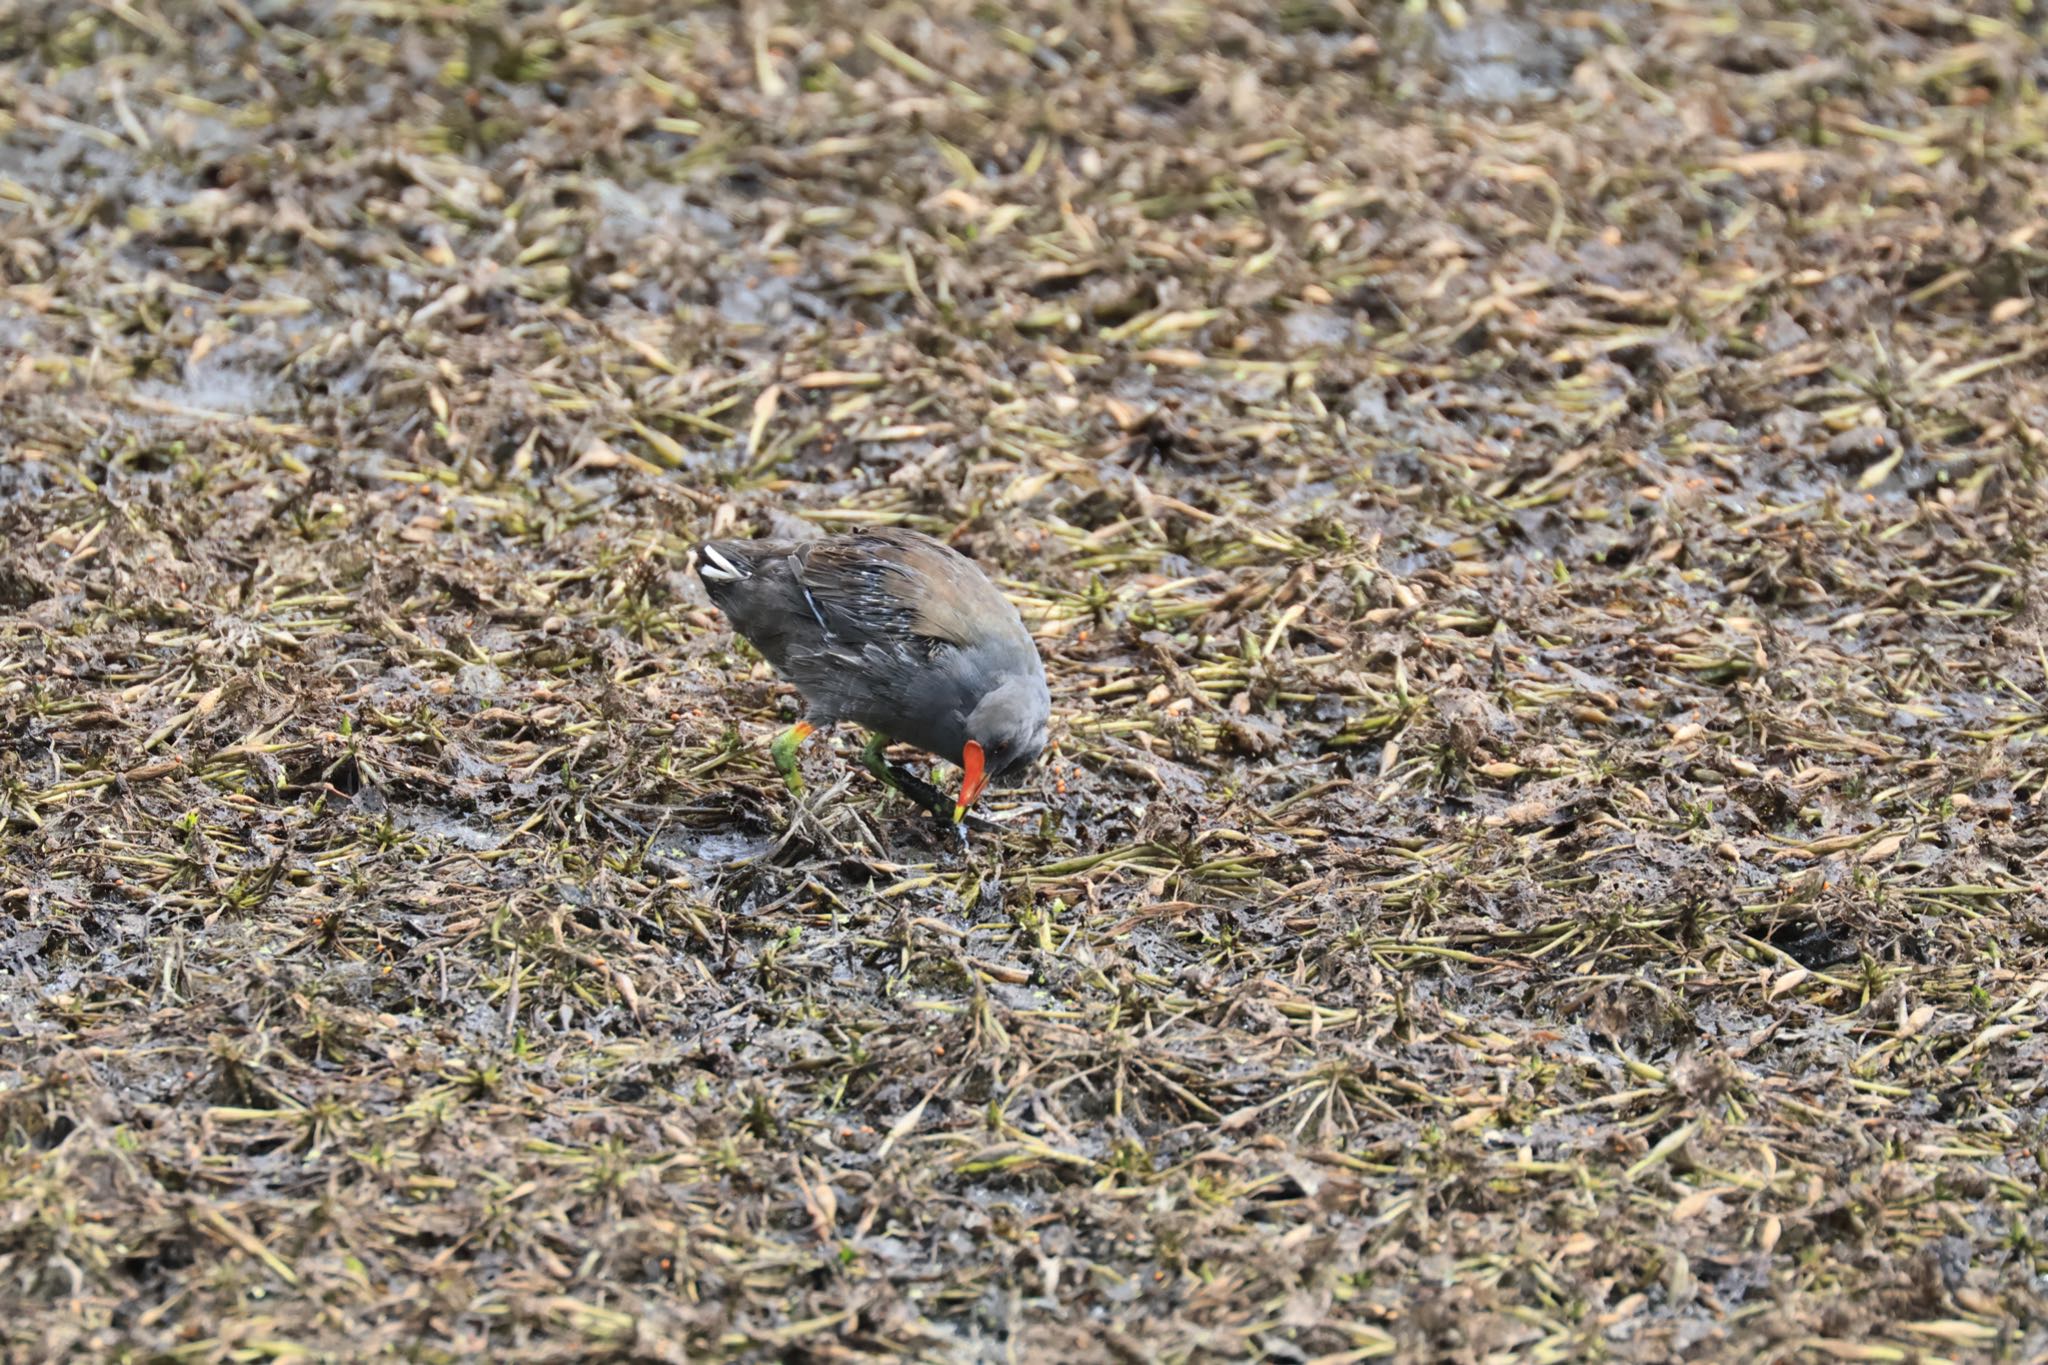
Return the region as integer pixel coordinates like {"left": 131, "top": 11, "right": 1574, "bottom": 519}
{"left": 4, "top": 1, "right": 2048, "bottom": 1359}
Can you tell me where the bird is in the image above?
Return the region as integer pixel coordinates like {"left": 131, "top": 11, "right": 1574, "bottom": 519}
{"left": 694, "top": 526, "right": 1050, "bottom": 833}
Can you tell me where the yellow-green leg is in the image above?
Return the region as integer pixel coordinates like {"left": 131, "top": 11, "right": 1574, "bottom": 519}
{"left": 859, "top": 732, "right": 897, "bottom": 789}
{"left": 861, "top": 732, "right": 960, "bottom": 835}
{"left": 770, "top": 721, "right": 813, "bottom": 793}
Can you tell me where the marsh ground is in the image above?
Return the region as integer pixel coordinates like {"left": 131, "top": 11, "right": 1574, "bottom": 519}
{"left": 3, "top": 1, "right": 2048, "bottom": 1360}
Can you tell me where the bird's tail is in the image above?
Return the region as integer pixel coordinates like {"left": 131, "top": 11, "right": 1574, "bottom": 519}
{"left": 694, "top": 541, "right": 753, "bottom": 583}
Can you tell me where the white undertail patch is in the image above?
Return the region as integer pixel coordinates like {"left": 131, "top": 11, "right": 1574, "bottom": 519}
{"left": 698, "top": 544, "right": 745, "bottom": 581}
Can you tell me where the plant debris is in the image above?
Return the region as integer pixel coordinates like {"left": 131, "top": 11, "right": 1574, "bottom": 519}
{"left": 4, "top": 1, "right": 2048, "bottom": 1360}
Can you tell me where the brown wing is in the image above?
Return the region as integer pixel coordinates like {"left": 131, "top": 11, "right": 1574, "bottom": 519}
{"left": 793, "top": 528, "right": 1008, "bottom": 657}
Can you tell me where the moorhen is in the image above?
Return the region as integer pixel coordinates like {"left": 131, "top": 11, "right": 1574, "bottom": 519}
{"left": 695, "top": 526, "right": 1050, "bottom": 832}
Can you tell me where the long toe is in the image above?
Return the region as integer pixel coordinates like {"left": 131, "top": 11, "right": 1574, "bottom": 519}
{"left": 885, "top": 762, "right": 952, "bottom": 820}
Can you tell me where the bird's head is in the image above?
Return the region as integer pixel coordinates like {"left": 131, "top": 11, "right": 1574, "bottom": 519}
{"left": 954, "top": 678, "right": 1049, "bottom": 823}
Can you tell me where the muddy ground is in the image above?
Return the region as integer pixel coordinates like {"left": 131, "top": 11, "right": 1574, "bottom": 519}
{"left": 3, "top": 0, "right": 2047, "bottom": 1360}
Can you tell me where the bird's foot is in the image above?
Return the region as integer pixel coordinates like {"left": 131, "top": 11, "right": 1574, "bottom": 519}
{"left": 770, "top": 721, "right": 814, "bottom": 795}
{"left": 861, "top": 734, "right": 964, "bottom": 830}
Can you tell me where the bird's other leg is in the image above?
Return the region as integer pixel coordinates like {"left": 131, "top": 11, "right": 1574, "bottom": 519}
{"left": 858, "top": 732, "right": 894, "bottom": 788}
{"left": 770, "top": 720, "right": 814, "bottom": 793}
{"left": 860, "top": 733, "right": 954, "bottom": 822}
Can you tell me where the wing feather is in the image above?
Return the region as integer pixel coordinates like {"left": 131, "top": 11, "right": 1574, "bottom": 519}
{"left": 792, "top": 528, "right": 1003, "bottom": 658}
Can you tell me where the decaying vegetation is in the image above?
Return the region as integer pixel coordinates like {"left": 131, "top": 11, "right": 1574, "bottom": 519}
{"left": 3, "top": 0, "right": 2048, "bottom": 1359}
